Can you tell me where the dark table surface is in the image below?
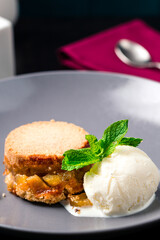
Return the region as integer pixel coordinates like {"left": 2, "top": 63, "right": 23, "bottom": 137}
{"left": 1, "top": 17, "right": 160, "bottom": 239}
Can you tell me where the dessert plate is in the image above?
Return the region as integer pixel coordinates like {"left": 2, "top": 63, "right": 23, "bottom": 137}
{"left": 0, "top": 71, "right": 159, "bottom": 236}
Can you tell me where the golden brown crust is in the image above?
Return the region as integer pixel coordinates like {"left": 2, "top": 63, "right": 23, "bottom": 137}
{"left": 4, "top": 155, "right": 63, "bottom": 175}
{"left": 4, "top": 120, "right": 89, "bottom": 175}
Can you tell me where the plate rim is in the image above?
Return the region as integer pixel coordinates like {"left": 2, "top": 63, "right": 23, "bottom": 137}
{"left": 0, "top": 70, "right": 160, "bottom": 87}
{"left": 0, "top": 215, "right": 159, "bottom": 236}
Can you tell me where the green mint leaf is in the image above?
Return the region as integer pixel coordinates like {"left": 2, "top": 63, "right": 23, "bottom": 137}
{"left": 61, "top": 148, "right": 100, "bottom": 171}
{"left": 85, "top": 135, "right": 98, "bottom": 148}
{"left": 85, "top": 135, "right": 104, "bottom": 157}
{"left": 102, "top": 120, "right": 128, "bottom": 157}
{"left": 61, "top": 119, "right": 142, "bottom": 171}
{"left": 119, "top": 137, "right": 143, "bottom": 147}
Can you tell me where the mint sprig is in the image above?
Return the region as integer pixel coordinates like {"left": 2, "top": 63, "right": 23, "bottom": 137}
{"left": 119, "top": 137, "right": 143, "bottom": 147}
{"left": 101, "top": 119, "right": 128, "bottom": 157}
{"left": 61, "top": 120, "right": 143, "bottom": 171}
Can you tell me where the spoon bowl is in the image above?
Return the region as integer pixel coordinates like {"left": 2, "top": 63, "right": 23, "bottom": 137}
{"left": 115, "top": 39, "right": 160, "bottom": 69}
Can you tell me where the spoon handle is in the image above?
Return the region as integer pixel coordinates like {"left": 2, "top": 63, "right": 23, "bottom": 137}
{"left": 147, "top": 62, "right": 160, "bottom": 69}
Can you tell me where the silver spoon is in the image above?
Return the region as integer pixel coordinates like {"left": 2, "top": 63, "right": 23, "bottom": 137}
{"left": 115, "top": 39, "right": 160, "bottom": 69}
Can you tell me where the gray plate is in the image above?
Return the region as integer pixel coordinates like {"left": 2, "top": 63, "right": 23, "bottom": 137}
{"left": 0, "top": 71, "right": 160, "bottom": 236}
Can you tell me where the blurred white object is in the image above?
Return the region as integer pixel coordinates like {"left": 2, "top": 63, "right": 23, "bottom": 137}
{"left": 0, "top": 17, "right": 15, "bottom": 79}
{"left": 0, "top": 0, "right": 18, "bottom": 23}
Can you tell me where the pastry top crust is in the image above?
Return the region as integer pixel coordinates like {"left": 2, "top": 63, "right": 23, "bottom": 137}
{"left": 4, "top": 120, "right": 89, "bottom": 175}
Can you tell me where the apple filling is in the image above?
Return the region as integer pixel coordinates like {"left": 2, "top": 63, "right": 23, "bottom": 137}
{"left": 4, "top": 167, "right": 91, "bottom": 206}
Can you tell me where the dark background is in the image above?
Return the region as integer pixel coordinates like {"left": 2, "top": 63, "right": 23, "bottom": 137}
{"left": 18, "top": 0, "right": 160, "bottom": 17}
{"left": 14, "top": 0, "right": 160, "bottom": 75}
{"left": 2, "top": 0, "right": 160, "bottom": 239}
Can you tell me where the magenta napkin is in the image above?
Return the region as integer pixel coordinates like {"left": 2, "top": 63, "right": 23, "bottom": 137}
{"left": 58, "top": 19, "right": 160, "bottom": 82}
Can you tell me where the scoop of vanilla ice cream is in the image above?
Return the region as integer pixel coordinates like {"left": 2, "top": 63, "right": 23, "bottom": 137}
{"left": 84, "top": 145, "right": 160, "bottom": 216}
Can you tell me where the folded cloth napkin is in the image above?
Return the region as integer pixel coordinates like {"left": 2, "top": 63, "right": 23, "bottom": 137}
{"left": 58, "top": 19, "right": 160, "bottom": 82}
